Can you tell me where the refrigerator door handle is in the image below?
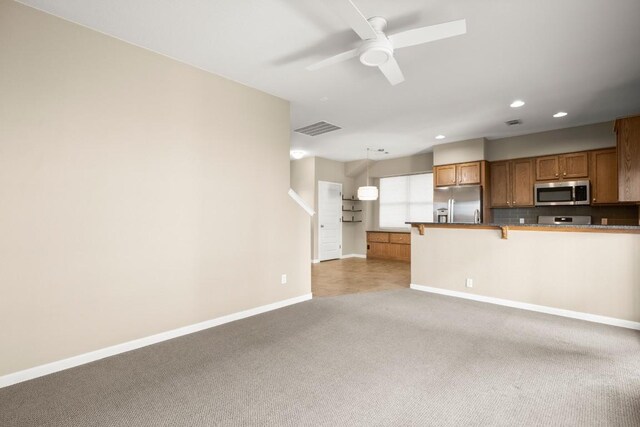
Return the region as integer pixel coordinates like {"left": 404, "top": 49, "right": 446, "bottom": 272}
{"left": 450, "top": 199, "right": 455, "bottom": 223}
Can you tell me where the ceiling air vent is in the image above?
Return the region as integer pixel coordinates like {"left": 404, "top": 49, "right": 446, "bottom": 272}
{"left": 505, "top": 119, "right": 522, "bottom": 126}
{"left": 294, "top": 121, "right": 342, "bottom": 136}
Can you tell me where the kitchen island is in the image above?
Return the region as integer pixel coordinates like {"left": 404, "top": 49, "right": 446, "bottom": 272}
{"left": 407, "top": 222, "right": 640, "bottom": 328}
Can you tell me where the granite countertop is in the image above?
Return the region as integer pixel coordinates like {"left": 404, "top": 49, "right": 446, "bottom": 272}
{"left": 405, "top": 221, "right": 640, "bottom": 233}
{"left": 492, "top": 223, "right": 640, "bottom": 230}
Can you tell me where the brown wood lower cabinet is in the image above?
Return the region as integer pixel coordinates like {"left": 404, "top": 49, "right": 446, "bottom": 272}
{"left": 367, "top": 231, "right": 410, "bottom": 262}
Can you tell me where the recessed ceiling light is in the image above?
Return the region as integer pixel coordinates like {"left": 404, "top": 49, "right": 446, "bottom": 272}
{"left": 553, "top": 111, "right": 568, "bottom": 118}
{"left": 510, "top": 100, "right": 525, "bottom": 108}
{"left": 435, "top": 135, "right": 446, "bottom": 140}
{"left": 290, "top": 150, "right": 306, "bottom": 159}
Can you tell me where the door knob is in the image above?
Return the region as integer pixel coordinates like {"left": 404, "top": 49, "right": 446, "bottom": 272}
{"left": 321, "top": 225, "right": 324, "bottom": 228}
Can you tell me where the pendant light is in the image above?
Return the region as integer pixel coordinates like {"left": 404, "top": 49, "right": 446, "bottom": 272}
{"left": 357, "top": 148, "right": 378, "bottom": 201}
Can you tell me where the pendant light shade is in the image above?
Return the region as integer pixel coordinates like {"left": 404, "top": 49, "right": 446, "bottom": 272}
{"left": 357, "top": 185, "right": 378, "bottom": 201}
{"left": 356, "top": 148, "right": 379, "bottom": 201}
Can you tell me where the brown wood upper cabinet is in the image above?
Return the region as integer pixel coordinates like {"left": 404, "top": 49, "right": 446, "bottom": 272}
{"left": 591, "top": 148, "right": 618, "bottom": 204}
{"left": 434, "top": 164, "right": 456, "bottom": 187}
{"left": 434, "top": 161, "right": 481, "bottom": 187}
{"left": 615, "top": 116, "right": 640, "bottom": 202}
{"left": 490, "top": 159, "right": 534, "bottom": 208}
{"left": 535, "top": 152, "right": 589, "bottom": 181}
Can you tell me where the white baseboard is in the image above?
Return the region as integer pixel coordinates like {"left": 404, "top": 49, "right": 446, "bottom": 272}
{"left": 410, "top": 284, "right": 640, "bottom": 331}
{"left": 0, "top": 293, "right": 313, "bottom": 389}
{"left": 312, "top": 254, "right": 366, "bottom": 264}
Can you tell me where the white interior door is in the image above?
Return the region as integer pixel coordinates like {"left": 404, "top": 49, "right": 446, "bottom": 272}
{"left": 318, "top": 181, "right": 342, "bottom": 261}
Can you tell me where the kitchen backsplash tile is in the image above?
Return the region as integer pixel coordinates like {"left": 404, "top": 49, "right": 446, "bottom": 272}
{"left": 492, "top": 205, "right": 639, "bottom": 225}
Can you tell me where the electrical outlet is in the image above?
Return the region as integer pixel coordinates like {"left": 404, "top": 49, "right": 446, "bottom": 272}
{"left": 281, "top": 274, "right": 287, "bottom": 285}
{"left": 519, "top": 218, "right": 525, "bottom": 224}
{"left": 465, "top": 278, "right": 473, "bottom": 288}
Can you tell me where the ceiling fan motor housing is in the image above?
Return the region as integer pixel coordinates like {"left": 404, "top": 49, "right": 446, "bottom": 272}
{"left": 358, "top": 16, "right": 393, "bottom": 67}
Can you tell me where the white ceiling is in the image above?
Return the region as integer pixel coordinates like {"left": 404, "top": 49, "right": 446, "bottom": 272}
{"left": 18, "top": 0, "right": 640, "bottom": 161}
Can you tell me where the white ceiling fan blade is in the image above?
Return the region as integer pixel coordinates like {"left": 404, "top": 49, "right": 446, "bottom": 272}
{"left": 389, "top": 19, "right": 467, "bottom": 49}
{"left": 306, "top": 48, "right": 358, "bottom": 71}
{"left": 378, "top": 58, "right": 405, "bottom": 85}
{"left": 327, "top": 0, "right": 378, "bottom": 40}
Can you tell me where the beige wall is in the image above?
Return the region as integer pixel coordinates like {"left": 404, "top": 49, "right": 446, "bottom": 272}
{"left": 411, "top": 228, "right": 640, "bottom": 322}
{"left": 290, "top": 157, "right": 315, "bottom": 256}
{"left": 369, "top": 152, "right": 433, "bottom": 178}
{"left": 290, "top": 157, "right": 315, "bottom": 209}
{"left": 0, "top": 0, "right": 310, "bottom": 377}
{"left": 486, "top": 122, "right": 615, "bottom": 161}
{"left": 433, "top": 138, "right": 486, "bottom": 165}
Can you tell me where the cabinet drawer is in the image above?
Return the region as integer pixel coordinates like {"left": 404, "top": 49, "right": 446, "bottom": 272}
{"left": 389, "top": 233, "right": 410, "bottom": 244}
{"left": 367, "top": 232, "right": 389, "bottom": 243}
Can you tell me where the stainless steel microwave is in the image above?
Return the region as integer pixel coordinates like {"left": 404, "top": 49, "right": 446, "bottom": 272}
{"left": 534, "top": 180, "right": 590, "bottom": 206}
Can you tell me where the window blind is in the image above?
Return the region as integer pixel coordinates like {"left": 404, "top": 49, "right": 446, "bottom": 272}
{"left": 379, "top": 173, "right": 433, "bottom": 228}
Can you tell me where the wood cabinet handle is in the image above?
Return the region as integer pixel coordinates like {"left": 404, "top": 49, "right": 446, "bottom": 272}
{"left": 593, "top": 198, "right": 596, "bottom": 202}
{"left": 563, "top": 172, "right": 567, "bottom": 176}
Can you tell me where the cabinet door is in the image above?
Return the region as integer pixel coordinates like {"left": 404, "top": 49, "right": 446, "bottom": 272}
{"left": 456, "top": 162, "right": 481, "bottom": 185}
{"left": 434, "top": 165, "right": 457, "bottom": 187}
{"left": 367, "top": 242, "right": 389, "bottom": 259}
{"left": 616, "top": 116, "right": 640, "bottom": 202}
{"left": 511, "top": 159, "right": 534, "bottom": 206}
{"left": 561, "top": 152, "right": 589, "bottom": 179}
{"left": 490, "top": 161, "right": 511, "bottom": 208}
{"left": 591, "top": 149, "right": 618, "bottom": 204}
{"left": 536, "top": 156, "right": 559, "bottom": 181}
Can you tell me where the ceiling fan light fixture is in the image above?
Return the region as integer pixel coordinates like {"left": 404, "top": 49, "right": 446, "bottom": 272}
{"left": 358, "top": 38, "right": 393, "bottom": 67}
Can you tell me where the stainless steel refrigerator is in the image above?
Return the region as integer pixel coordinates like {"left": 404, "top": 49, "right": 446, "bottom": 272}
{"left": 434, "top": 185, "right": 482, "bottom": 224}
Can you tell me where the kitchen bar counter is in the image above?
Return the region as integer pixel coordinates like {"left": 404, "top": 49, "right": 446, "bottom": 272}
{"left": 407, "top": 222, "right": 640, "bottom": 238}
{"left": 408, "top": 222, "right": 640, "bottom": 325}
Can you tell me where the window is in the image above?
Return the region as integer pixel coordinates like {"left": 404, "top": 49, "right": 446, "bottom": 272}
{"left": 379, "top": 173, "right": 433, "bottom": 228}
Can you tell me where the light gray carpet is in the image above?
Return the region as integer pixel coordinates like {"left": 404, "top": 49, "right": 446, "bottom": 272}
{"left": 1, "top": 289, "right": 639, "bottom": 426}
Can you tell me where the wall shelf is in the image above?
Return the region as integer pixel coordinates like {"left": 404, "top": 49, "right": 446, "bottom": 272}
{"left": 342, "top": 197, "right": 363, "bottom": 223}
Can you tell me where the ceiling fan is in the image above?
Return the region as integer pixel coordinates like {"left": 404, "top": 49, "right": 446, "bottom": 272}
{"left": 307, "top": 0, "right": 467, "bottom": 85}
